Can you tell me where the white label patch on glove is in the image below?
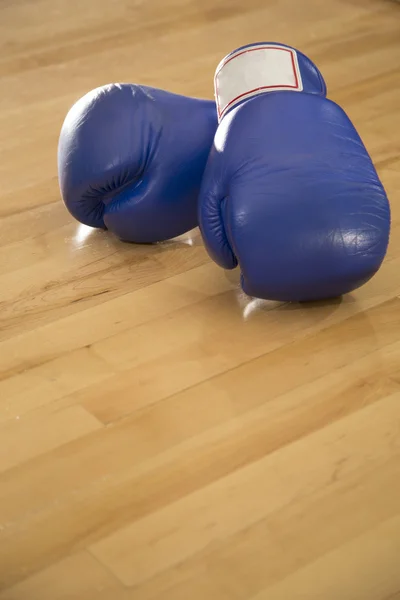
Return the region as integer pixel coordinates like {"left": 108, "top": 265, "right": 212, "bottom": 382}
{"left": 215, "top": 44, "right": 303, "bottom": 121}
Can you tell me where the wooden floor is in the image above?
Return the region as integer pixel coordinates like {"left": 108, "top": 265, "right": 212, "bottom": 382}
{"left": 1, "top": 0, "right": 400, "bottom": 598}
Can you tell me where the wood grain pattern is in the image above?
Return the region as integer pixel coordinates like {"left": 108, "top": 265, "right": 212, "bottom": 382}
{"left": 0, "top": 0, "right": 399, "bottom": 598}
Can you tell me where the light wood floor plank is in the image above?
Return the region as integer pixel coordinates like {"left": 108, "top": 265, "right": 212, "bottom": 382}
{"left": 0, "top": 552, "right": 121, "bottom": 600}
{"left": 251, "top": 515, "right": 400, "bottom": 600}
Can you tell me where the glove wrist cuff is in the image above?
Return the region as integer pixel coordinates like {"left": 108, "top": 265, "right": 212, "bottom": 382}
{"left": 214, "top": 44, "right": 303, "bottom": 121}
{"left": 214, "top": 43, "right": 326, "bottom": 122}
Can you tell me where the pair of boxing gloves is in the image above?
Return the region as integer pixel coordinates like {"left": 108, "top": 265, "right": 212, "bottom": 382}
{"left": 58, "top": 42, "right": 391, "bottom": 302}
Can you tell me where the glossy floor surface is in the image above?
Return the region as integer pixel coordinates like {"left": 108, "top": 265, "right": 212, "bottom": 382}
{"left": 0, "top": 0, "right": 400, "bottom": 598}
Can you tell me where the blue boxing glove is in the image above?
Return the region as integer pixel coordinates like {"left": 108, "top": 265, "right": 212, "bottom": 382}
{"left": 198, "top": 43, "right": 391, "bottom": 301}
{"left": 58, "top": 84, "right": 217, "bottom": 243}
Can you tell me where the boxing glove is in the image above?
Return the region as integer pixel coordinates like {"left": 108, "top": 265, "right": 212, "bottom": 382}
{"left": 198, "top": 43, "right": 391, "bottom": 301}
{"left": 58, "top": 83, "right": 217, "bottom": 243}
